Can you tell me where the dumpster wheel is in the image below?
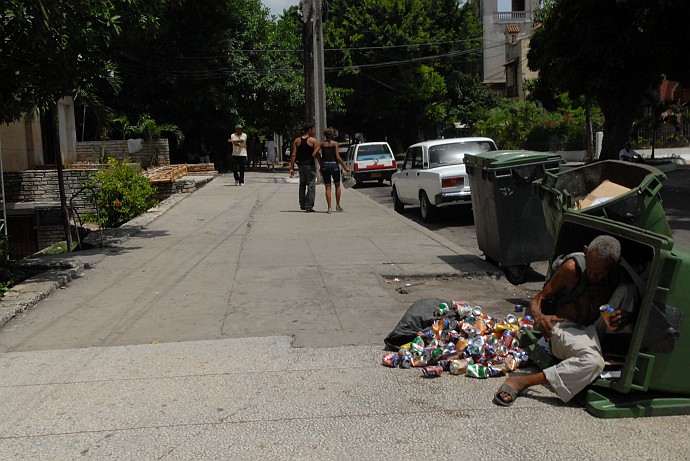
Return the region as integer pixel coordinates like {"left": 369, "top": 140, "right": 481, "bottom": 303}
{"left": 503, "top": 265, "right": 529, "bottom": 285}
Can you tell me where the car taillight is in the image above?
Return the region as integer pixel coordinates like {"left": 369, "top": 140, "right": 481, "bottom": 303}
{"left": 392, "top": 160, "right": 397, "bottom": 169}
{"left": 353, "top": 163, "right": 359, "bottom": 171}
{"left": 442, "top": 177, "right": 463, "bottom": 188}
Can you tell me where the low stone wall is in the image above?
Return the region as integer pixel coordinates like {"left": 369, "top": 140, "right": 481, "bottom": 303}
{"left": 4, "top": 169, "right": 99, "bottom": 214}
{"left": 185, "top": 163, "right": 218, "bottom": 176}
{"left": 76, "top": 139, "right": 170, "bottom": 168}
{"left": 153, "top": 176, "right": 214, "bottom": 201}
{"left": 4, "top": 165, "right": 214, "bottom": 256}
{"left": 4, "top": 164, "right": 215, "bottom": 216}
{"left": 37, "top": 226, "right": 64, "bottom": 251}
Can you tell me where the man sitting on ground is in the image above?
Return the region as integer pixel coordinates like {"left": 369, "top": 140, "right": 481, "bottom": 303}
{"left": 494, "top": 235, "right": 638, "bottom": 406}
{"left": 619, "top": 142, "right": 640, "bottom": 162}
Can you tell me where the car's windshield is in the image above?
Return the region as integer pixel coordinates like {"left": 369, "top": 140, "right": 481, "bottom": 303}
{"left": 429, "top": 141, "right": 496, "bottom": 168}
{"left": 356, "top": 144, "right": 392, "bottom": 161}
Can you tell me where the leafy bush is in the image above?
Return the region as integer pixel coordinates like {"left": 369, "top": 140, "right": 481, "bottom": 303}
{"left": 474, "top": 96, "right": 602, "bottom": 151}
{"left": 87, "top": 158, "right": 158, "bottom": 228}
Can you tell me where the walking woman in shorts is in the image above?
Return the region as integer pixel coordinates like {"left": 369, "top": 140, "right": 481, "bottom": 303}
{"left": 316, "top": 128, "right": 350, "bottom": 213}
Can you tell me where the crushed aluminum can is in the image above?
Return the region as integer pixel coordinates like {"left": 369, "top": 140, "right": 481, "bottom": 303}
{"left": 449, "top": 359, "right": 469, "bottom": 375}
{"left": 466, "top": 363, "right": 490, "bottom": 378}
{"left": 505, "top": 314, "right": 518, "bottom": 325}
{"left": 599, "top": 304, "right": 616, "bottom": 330}
{"left": 382, "top": 352, "right": 400, "bottom": 368}
{"left": 493, "top": 344, "right": 508, "bottom": 357}
{"left": 474, "top": 319, "right": 488, "bottom": 336}
{"left": 454, "top": 301, "right": 472, "bottom": 317}
{"left": 412, "top": 356, "right": 427, "bottom": 367}
{"left": 519, "top": 316, "right": 534, "bottom": 329}
{"left": 502, "top": 330, "right": 514, "bottom": 348}
{"left": 488, "top": 363, "right": 509, "bottom": 377}
{"left": 421, "top": 365, "right": 444, "bottom": 378}
{"left": 455, "top": 338, "right": 469, "bottom": 352}
{"left": 514, "top": 304, "right": 525, "bottom": 312}
{"left": 503, "top": 354, "right": 519, "bottom": 371}
{"left": 460, "top": 322, "right": 475, "bottom": 336}
{"left": 434, "top": 303, "right": 450, "bottom": 317}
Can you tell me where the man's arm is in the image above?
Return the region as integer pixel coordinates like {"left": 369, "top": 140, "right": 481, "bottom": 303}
{"left": 312, "top": 142, "right": 322, "bottom": 167}
{"left": 289, "top": 138, "right": 298, "bottom": 173}
{"left": 530, "top": 259, "right": 581, "bottom": 338}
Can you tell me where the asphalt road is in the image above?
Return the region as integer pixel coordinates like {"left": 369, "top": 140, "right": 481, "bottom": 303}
{"left": 359, "top": 169, "right": 690, "bottom": 267}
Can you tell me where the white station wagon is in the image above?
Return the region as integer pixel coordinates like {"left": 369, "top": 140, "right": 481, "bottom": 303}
{"left": 391, "top": 137, "right": 497, "bottom": 222}
{"left": 343, "top": 142, "right": 397, "bottom": 186}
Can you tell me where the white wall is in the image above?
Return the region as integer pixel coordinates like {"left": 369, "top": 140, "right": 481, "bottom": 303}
{"left": 57, "top": 96, "right": 77, "bottom": 165}
{"left": 558, "top": 147, "right": 690, "bottom": 164}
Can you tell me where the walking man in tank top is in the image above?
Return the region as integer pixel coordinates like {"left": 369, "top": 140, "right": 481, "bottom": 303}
{"left": 289, "top": 124, "right": 319, "bottom": 212}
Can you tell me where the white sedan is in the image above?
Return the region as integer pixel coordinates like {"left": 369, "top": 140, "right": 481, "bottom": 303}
{"left": 391, "top": 137, "right": 497, "bottom": 222}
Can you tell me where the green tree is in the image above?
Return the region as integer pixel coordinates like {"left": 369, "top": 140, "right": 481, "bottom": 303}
{"left": 323, "top": 0, "right": 483, "bottom": 151}
{"left": 446, "top": 73, "right": 502, "bottom": 136}
{"left": 528, "top": 0, "right": 690, "bottom": 159}
{"left": 107, "top": 0, "right": 288, "bottom": 162}
{"left": 133, "top": 115, "right": 185, "bottom": 167}
{"left": 0, "top": 0, "right": 156, "bottom": 124}
{"left": 475, "top": 99, "right": 543, "bottom": 149}
{"left": 260, "top": 5, "right": 311, "bottom": 137}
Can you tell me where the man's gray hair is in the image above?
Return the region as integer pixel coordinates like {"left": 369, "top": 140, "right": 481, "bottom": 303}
{"left": 589, "top": 235, "right": 621, "bottom": 264}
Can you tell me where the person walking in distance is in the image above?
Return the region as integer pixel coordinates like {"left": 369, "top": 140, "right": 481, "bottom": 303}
{"left": 315, "top": 128, "right": 350, "bottom": 213}
{"left": 289, "top": 124, "right": 319, "bottom": 212}
{"left": 265, "top": 137, "right": 278, "bottom": 172}
{"left": 228, "top": 124, "right": 247, "bottom": 185}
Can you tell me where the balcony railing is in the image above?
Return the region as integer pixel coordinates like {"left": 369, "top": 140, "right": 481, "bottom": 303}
{"left": 495, "top": 11, "right": 531, "bottom": 22}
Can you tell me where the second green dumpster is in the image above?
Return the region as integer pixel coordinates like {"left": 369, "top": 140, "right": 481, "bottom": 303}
{"left": 536, "top": 159, "right": 671, "bottom": 239}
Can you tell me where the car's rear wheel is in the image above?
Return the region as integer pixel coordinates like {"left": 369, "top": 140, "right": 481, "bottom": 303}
{"left": 393, "top": 187, "right": 405, "bottom": 213}
{"left": 419, "top": 191, "right": 437, "bottom": 223}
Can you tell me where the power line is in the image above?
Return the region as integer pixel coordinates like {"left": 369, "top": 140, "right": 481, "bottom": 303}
{"left": 116, "top": 41, "right": 500, "bottom": 81}
{"left": 129, "top": 36, "right": 485, "bottom": 59}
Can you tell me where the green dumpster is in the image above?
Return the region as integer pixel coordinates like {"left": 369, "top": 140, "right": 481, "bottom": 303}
{"left": 465, "top": 150, "right": 562, "bottom": 284}
{"left": 539, "top": 213, "right": 690, "bottom": 418}
{"left": 536, "top": 160, "right": 671, "bottom": 239}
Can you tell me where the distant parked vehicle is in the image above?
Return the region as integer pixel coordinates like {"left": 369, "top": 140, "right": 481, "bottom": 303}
{"left": 344, "top": 142, "right": 397, "bottom": 186}
{"left": 391, "top": 137, "right": 497, "bottom": 222}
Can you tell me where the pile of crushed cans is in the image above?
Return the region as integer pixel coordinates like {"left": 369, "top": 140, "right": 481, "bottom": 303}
{"left": 382, "top": 301, "right": 534, "bottom": 378}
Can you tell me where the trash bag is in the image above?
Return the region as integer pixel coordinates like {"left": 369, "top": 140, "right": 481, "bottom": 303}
{"left": 384, "top": 298, "right": 448, "bottom": 351}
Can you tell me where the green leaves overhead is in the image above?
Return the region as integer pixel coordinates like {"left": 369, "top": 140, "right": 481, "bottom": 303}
{"left": 323, "top": 0, "right": 483, "bottom": 149}
{"left": 0, "top": 0, "right": 156, "bottom": 124}
{"left": 528, "top": 0, "right": 690, "bottom": 158}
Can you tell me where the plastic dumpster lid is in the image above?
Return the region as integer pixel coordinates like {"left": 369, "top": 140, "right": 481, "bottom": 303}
{"left": 464, "top": 150, "right": 563, "bottom": 169}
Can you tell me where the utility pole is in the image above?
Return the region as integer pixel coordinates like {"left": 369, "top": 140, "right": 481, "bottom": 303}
{"left": 301, "top": 0, "right": 327, "bottom": 136}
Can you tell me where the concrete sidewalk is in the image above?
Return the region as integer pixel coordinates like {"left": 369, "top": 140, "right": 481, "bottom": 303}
{"left": 1, "top": 171, "right": 520, "bottom": 351}
{"left": 1, "top": 170, "right": 689, "bottom": 460}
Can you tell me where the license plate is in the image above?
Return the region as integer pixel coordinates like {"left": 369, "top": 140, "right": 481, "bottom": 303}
{"left": 371, "top": 172, "right": 381, "bottom": 178}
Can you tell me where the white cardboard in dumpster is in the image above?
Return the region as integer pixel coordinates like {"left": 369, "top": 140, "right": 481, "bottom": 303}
{"left": 576, "top": 180, "right": 630, "bottom": 210}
